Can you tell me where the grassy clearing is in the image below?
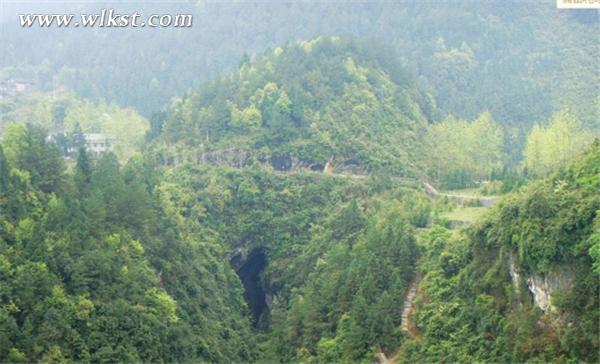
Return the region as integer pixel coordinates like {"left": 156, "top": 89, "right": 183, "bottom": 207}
{"left": 442, "top": 206, "right": 488, "bottom": 223}
{"left": 440, "top": 187, "right": 483, "bottom": 196}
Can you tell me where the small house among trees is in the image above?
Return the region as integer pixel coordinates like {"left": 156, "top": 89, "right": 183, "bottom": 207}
{"left": 83, "top": 134, "right": 111, "bottom": 156}
{"left": 47, "top": 131, "right": 113, "bottom": 158}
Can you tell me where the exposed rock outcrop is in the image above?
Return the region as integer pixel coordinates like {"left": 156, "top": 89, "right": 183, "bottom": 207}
{"left": 198, "top": 149, "right": 251, "bottom": 168}
{"left": 525, "top": 268, "right": 574, "bottom": 313}
{"left": 163, "top": 145, "right": 374, "bottom": 176}
{"left": 508, "top": 254, "right": 575, "bottom": 313}
{"left": 508, "top": 254, "right": 521, "bottom": 296}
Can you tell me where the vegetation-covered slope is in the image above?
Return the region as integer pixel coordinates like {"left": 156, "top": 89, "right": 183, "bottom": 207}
{"left": 0, "top": 18, "right": 597, "bottom": 362}
{"left": 153, "top": 37, "right": 431, "bottom": 176}
{"left": 2, "top": 1, "right": 597, "bottom": 135}
{"left": 146, "top": 37, "right": 598, "bottom": 362}
{"left": 157, "top": 161, "right": 429, "bottom": 362}
{"left": 0, "top": 92, "right": 149, "bottom": 161}
{"left": 141, "top": 38, "right": 443, "bottom": 362}
{"left": 402, "top": 141, "right": 599, "bottom": 363}
{"left": 0, "top": 120, "right": 432, "bottom": 362}
{"left": 0, "top": 124, "right": 254, "bottom": 362}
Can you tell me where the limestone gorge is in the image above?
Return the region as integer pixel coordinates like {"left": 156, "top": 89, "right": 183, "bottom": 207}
{"left": 0, "top": 2, "right": 598, "bottom": 363}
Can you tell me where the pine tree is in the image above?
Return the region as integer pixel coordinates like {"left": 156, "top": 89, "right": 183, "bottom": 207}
{"left": 75, "top": 147, "right": 92, "bottom": 192}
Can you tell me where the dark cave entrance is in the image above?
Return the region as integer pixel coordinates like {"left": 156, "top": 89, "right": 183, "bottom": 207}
{"left": 234, "top": 248, "right": 269, "bottom": 327}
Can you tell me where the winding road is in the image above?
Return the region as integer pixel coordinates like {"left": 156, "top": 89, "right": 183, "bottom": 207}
{"left": 421, "top": 181, "right": 498, "bottom": 207}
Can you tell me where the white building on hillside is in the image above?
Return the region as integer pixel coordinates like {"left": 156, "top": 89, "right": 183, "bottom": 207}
{"left": 46, "top": 132, "right": 113, "bottom": 158}
{"left": 84, "top": 134, "right": 112, "bottom": 156}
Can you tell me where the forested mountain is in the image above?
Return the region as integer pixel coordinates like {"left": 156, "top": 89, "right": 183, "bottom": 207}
{"left": 146, "top": 38, "right": 598, "bottom": 362}
{"left": 152, "top": 37, "right": 431, "bottom": 176}
{"left": 0, "top": 39, "right": 437, "bottom": 362}
{"left": 0, "top": 124, "right": 254, "bottom": 362}
{"left": 401, "top": 142, "right": 599, "bottom": 363}
{"left": 0, "top": 2, "right": 598, "bottom": 363}
{"left": 1, "top": 125, "right": 597, "bottom": 362}
{"left": 2, "top": 1, "right": 598, "bottom": 137}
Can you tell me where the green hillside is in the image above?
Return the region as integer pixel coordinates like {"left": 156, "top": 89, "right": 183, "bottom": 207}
{"left": 153, "top": 37, "right": 431, "bottom": 176}
{"left": 401, "top": 141, "right": 599, "bottom": 363}
{"left": 2, "top": 1, "right": 597, "bottom": 135}
{"left": 0, "top": 26, "right": 597, "bottom": 363}
{"left": 0, "top": 125, "right": 254, "bottom": 362}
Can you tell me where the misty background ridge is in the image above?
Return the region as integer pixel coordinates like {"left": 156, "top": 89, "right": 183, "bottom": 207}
{"left": 2, "top": 1, "right": 598, "bottom": 130}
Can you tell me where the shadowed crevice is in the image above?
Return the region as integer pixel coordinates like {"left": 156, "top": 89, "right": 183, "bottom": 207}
{"left": 234, "top": 248, "right": 268, "bottom": 327}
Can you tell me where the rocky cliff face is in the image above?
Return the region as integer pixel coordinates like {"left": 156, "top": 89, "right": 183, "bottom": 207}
{"left": 525, "top": 267, "right": 575, "bottom": 313}
{"left": 508, "top": 254, "right": 522, "bottom": 296}
{"left": 509, "top": 254, "right": 575, "bottom": 313}
{"left": 164, "top": 146, "right": 370, "bottom": 175}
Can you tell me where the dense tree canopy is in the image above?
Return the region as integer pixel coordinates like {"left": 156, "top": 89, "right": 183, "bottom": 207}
{"left": 2, "top": 1, "right": 597, "bottom": 137}
{"left": 1, "top": 93, "right": 149, "bottom": 161}
{"left": 401, "top": 142, "right": 600, "bottom": 363}
{"left": 0, "top": 17, "right": 597, "bottom": 362}
{"left": 155, "top": 38, "right": 430, "bottom": 176}
{"left": 0, "top": 125, "right": 254, "bottom": 363}
{"left": 523, "top": 109, "right": 596, "bottom": 177}
{"left": 424, "top": 112, "right": 504, "bottom": 188}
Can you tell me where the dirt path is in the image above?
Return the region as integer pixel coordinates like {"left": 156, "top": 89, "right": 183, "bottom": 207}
{"left": 374, "top": 272, "right": 422, "bottom": 364}
{"left": 375, "top": 349, "right": 391, "bottom": 364}
{"left": 401, "top": 272, "right": 422, "bottom": 336}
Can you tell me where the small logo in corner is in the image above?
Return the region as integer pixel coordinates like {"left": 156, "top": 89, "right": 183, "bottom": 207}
{"left": 557, "top": 0, "right": 600, "bottom": 9}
